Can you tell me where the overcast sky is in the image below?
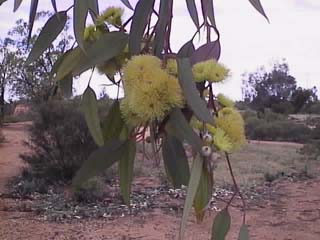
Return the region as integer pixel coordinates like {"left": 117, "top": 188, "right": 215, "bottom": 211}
{"left": 1, "top": 0, "right": 320, "bottom": 100}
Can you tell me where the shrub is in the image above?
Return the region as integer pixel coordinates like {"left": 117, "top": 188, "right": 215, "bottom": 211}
{"left": 73, "top": 178, "right": 105, "bottom": 203}
{"left": 0, "top": 129, "right": 5, "bottom": 145}
{"left": 245, "top": 117, "right": 311, "bottom": 142}
{"left": 305, "top": 102, "right": 320, "bottom": 114}
{"left": 20, "top": 100, "right": 98, "bottom": 183}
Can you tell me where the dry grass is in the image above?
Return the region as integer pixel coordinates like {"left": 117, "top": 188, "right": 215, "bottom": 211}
{"left": 214, "top": 142, "right": 319, "bottom": 189}
{"left": 131, "top": 141, "right": 320, "bottom": 190}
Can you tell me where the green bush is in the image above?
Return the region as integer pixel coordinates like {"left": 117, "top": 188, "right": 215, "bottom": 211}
{"left": 305, "top": 102, "right": 320, "bottom": 114}
{"left": 20, "top": 100, "right": 98, "bottom": 183}
{"left": 245, "top": 115, "right": 311, "bottom": 142}
{"left": 0, "top": 129, "right": 5, "bottom": 145}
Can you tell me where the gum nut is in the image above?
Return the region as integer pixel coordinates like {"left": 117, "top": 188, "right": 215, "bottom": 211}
{"left": 201, "top": 146, "right": 212, "bottom": 157}
{"left": 203, "top": 133, "right": 213, "bottom": 142}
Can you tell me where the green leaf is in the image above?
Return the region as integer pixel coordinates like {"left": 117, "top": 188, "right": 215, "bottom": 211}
{"left": 129, "top": 0, "right": 155, "bottom": 55}
{"left": 101, "top": 100, "right": 125, "bottom": 142}
{"left": 248, "top": 0, "right": 269, "bottom": 22}
{"left": 177, "top": 58, "right": 213, "bottom": 124}
{"left": 211, "top": 208, "right": 231, "bottom": 240}
{"left": 153, "top": 0, "right": 172, "bottom": 57}
{"left": 119, "top": 139, "right": 136, "bottom": 205}
{"left": 13, "top": 0, "right": 23, "bottom": 11}
{"left": 120, "top": 0, "right": 133, "bottom": 10}
{"left": 186, "top": 0, "right": 200, "bottom": 29}
{"left": 25, "top": 11, "right": 67, "bottom": 65}
{"left": 162, "top": 134, "right": 190, "bottom": 188}
{"left": 0, "top": 0, "right": 8, "bottom": 6}
{"left": 201, "top": 0, "right": 216, "bottom": 28}
{"left": 74, "top": 0, "right": 89, "bottom": 51}
{"left": 51, "top": 0, "right": 57, "bottom": 13}
{"left": 59, "top": 73, "right": 73, "bottom": 98}
{"left": 193, "top": 166, "right": 213, "bottom": 222}
{"left": 165, "top": 108, "right": 202, "bottom": 152}
{"left": 88, "top": 0, "right": 99, "bottom": 21}
{"left": 72, "top": 140, "right": 126, "bottom": 188}
{"left": 27, "top": 0, "right": 38, "bottom": 44}
{"left": 73, "top": 31, "right": 128, "bottom": 75}
{"left": 82, "top": 87, "right": 104, "bottom": 147}
{"left": 238, "top": 225, "right": 249, "bottom": 240}
{"left": 54, "top": 47, "right": 84, "bottom": 81}
{"left": 179, "top": 156, "right": 204, "bottom": 240}
{"left": 178, "top": 40, "right": 195, "bottom": 58}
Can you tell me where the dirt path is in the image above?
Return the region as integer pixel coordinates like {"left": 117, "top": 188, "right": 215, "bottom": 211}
{"left": 0, "top": 122, "right": 320, "bottom": 240}
{"left": 0, "top": 122, "right": 30, "bottom": 193}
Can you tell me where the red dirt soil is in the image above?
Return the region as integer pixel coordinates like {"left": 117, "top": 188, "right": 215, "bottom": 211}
{"left": 1, "top": 122, "right": 320, "bottom": 240}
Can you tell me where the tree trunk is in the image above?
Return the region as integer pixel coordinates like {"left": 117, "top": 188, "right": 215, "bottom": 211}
{"left": 0, "top": 85, "right": 5, "bottom": 124}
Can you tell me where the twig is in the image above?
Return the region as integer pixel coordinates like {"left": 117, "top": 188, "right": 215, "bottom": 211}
{"left": 225, "top": 152, "right": 247, "bottom": 224}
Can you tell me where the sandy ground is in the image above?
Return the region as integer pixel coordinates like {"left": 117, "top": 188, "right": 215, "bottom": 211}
{"left": 0, "top": 122, "right": 320, "bottom": 240}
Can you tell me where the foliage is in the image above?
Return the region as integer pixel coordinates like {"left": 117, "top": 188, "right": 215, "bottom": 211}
{"left": 0, "top": 128, "right": 5, "bottom": 144}
{"left": 242, "top": 61, "right": 318, "bottom": 113}
{"left": 9, "top": 0, "right": 270, "bottom": 239}
{"left": 0, "top": 12, "right": 72, "bottom": 104}
{"left": 20, "top": 100, "right": 97, "bottom": 183}
{"left": 243, "top": 109, "right": 312, "bottom": 142}
{"left": 305, "top": 102, "right": 320, "bottom": 114}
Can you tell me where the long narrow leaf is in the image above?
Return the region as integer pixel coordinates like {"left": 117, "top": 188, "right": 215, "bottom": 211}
{"left": 54, "top": 47, "right": 84, "bottom": 81}
{"left": 26, "top": 11, "right": 67, "bottom": 65}
{"left": 177, "top": 58, "right": 213, "bottom": 124}
{"left": 178, "top": 40, "right": 195, "bottom": 58}
{"left": 88, "top": 0, "right": 99, "bottom": 21}
{"left": 162, "top": 135, "right": 190, "bottom": 188}
{"left": 59, "top": 73, "right": 73, "bottom": 98}
{"left": 211, "top": 208, "right": 231, "bottom": 240}
{"left": 153, "top": 0, "right": 172, "bottom": 57}
{"left": 27, "top": 0, "right": 38, "bottom": 44}
{"left": 74, "top": 0, "right": 88, "bottom": 51}
{"left": 72, "top": 140, "right": 126, "bottom": 188}
{"left": 129, "top": 0, "right": 155, "bottom": 55}
{"left": 119, "top": 139, "right": 136, "bottom": 205}
{"left": 165, "top": 108, "right": 202, "bottom": 152}
{"left": 120, "top": 0, "right": 133, "bottom": 10}
{"left": 73, "top": 31, "right": 128, "bottom": 75}
{"left": 201, "top": 0, "right": 216, "bottom": 28}
{"left": 51, "top": 0, "right": 57, "bottom": 13}
{"left": 179, "top": 156, "right": 204, "bottom": 240}
{"left": 186, "top": 0, "right": 200, "bottom": 29}
{"left": 13, "top": 0, "right": 23, "bottom": 11}
{"left": 82, "top": 87, "right": 104, "bottom": 147}
{"left": 248, "top": 0, "right": 269, "bottom": 22}
{"left": 190, "top": 40, "right": 221, "bottom": 65}
{"left": 238, "top": 225, "right": 249, "bottom": 240}
{"left": 101, "top": 100, "right": 125, "bottom": 142}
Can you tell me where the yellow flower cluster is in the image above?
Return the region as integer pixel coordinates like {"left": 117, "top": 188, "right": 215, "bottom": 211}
{"left": 121, "top": 55, "right": 183, "bottom": 125}
{"left": 83, "top": 8, "right": 128, "bottom": 77}
{"left": 193, "top": 60, "right": 229, "bottom": 83}
{"left": 217, "top": 93, "right": 234, "bottom": 108}
{"left": 96, "top": 7, "right": 124, "bottom": 27}
{"left": 165, "top": 59, "right": 178, "bottom": 76}
{"left": 214, "top": 107, "right": 246, "bottom": 151}
{"left": 191, "top": 105, "right": 245, "bottom": 153}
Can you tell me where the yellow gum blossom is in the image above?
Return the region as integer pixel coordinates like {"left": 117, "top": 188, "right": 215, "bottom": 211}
{"left": 193, "top": 60, "right": 229, "bottom": 83}
{"left": 217, "top": 93, "right": 235, "bottom": 108}
{"left": 121, "top": 55, "right": 183, "bottom": 124}
{"left": 164, "top": 59, "right": 178, "bottom": 76}
{"left": 215, "top": 107, "right": 246, "bottom": 151}
{"left": 213, "top": 128, "right": 233, "bottom": 152}
{"left": 97, "top": 7, "right": 124, "bottom": 27}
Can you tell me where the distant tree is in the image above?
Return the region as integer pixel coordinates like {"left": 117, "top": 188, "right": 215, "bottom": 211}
{"left": 4, "top": 12, "right": 72, "bottom": 103}
{"left": 242, "top": 61, "right": 317, "bottom": 113}
{"left": 0, "top": 38, "right": 16, "bottom": 122}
